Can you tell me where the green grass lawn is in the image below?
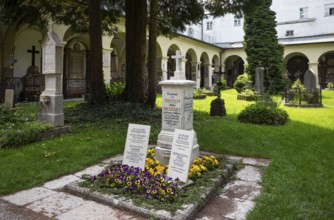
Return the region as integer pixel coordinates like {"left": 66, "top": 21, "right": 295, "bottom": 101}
{"left": 1, "top": 89, "right": 333, "bottom": 219}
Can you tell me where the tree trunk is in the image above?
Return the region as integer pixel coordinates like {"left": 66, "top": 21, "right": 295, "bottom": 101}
{"left": 147, "top": 0, "right": 158, "bottom": 108}
{"left": 89, "top": 0, "right": 107, "bottom": 104}
{"left": 124, "top": 0, "right": 147, "bottom": 103}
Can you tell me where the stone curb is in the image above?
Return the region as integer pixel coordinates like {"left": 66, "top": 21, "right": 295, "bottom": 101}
{"left": 64, "top": 160, "right": 238, "bottom": 220}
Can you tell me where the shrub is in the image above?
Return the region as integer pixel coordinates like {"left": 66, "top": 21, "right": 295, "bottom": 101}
{"left": 0, "top": 104, "right": 51, "bottom": 148}
{"left": 327, "top": 82, "right": 334, "bottom": 90}
{"left": 238, "top": 104, "right": 288, "bottom": 125}
{"left": 238, "top": 96, "right": 288, "bottom": 125}
{"left": 106, "top": 82, "right": 125, "bottom": 100}
{"left": 233, "top": 74, "right": 249, "bottom": 93}
{"left": 193, "top": 88, "right": 207, "bottom": 99}
{"left": 291, "top": 79, "right": 305, "bottom": 92}
{"left": 241, "top": 89, "right": 255, "bottom": 97}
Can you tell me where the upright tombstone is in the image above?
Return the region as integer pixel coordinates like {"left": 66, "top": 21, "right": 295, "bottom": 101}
{"left": 254, "top": 67, "right": 265, "bottom": 93}
{"left": 38, "top": 24, "right": 65, "bottom": 127}
{"left": 167, "top": 129, "right": 195, "bottom": 183}
{"left": 304, "top": 69, "right": 318, "bottom": 90}
{"left": 4, "top": 89, "right": 15, "bottom": 108}
{"left": 155, "top": 50, "right": 199, "bottom": 165}
{"left": 122, "top": 124, "right": 151, "bottom": 170}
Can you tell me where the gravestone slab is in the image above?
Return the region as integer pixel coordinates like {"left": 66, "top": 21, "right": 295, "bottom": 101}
{"left": 122, "top": 124, "right": 151, "bottom": 170}
{"left": 5, "top": 89, "right": 15, "bottom": 108}
{"left": 304, "top": 69, "right": 317, "bottom": 90}
{"left": 254, "top": 67, "right": 264, "bottom": 93}
{"left": 167, "top": 129, "right": 194, "bottom": 183}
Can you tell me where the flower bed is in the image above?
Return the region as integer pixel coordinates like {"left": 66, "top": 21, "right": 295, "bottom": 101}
{"left": 66, "top": 151, "right": 235, "bottom": 219}
{"left": 82, "top": 149, "right": 222, "bottom": 204}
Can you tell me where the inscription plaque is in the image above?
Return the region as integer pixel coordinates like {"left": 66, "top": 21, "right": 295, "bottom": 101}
{"left": 162, "top": 89, "right": 182, "bottom": 130}
{"left": 122, "top": 124, "right": 151, "bottom": 170}
{"left": 167, "top": 129, "right": 194, "bottom": 182}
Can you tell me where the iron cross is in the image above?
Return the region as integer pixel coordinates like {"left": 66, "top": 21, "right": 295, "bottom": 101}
{"left": 27, "top": 45, "right": 40, "bottom": 66}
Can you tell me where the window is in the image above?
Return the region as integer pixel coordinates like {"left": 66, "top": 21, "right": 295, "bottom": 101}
{"left": 234, "top": 15, "right": 242, "bottom": 26}
{"left": 206, "top": 21, "right": 213, "bottom": 30}
{"left": 188, "top": 28, "right": 194, "bottom": 37}
{"left": 300, "top": 7, "right": 308, "bottom": 19}
{"left": 325, "top": 4, "right": 334, "bottom": 16}
{"left": 285, "top": 30, "right": 294, "bottom": 37}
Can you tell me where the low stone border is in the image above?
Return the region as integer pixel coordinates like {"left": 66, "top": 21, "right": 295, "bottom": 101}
{"left": 38, "top": 125, "right": 71, "bottom": 140}
{"left": 284, "top": 103, "right": 323, "bottom": 108}
{"left": 64, "top": 160, "right": 237, "bottom": 220}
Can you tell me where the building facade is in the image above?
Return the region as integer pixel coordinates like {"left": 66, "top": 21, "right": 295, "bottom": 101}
{"left": 0, "top": 18, "right": 222, "bottom": 102}
{"left": 184, "top": 0, "right": 334, "bottom": 88}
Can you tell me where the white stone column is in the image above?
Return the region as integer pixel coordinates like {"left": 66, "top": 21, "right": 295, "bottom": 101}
{"left": 102, "top": 49, "right": 112, "bottom": 83}
{"left": 161, "top": 56, "right": 169, "bottom": 81}
{"left": 181, "top": 58, "right": 187, "bottom": 78}
{"left": 192, "top": 61, "right": 200, "bottom": 88}
{"left": 308, "top": 62, "right": 320, "bottom": 89}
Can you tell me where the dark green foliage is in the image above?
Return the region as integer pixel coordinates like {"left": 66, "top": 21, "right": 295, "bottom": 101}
{"left": 157, "top": 0, "right": 204, "bottom": 37}
{"left": 65, "top": 101, "right": 161, "bottom": 143}
{"left": 0, "top": 0, "right": 122, "bottom": 35}
{"left": 206, "top": 0, "right": 262, "bottom": 17}
{"left": 0, "top": 105, "right": 51, "bottom": 148}
{"left": 243, "top": 0, "right": 287, "bottom": 94}
{"left": 65, "top": 101, "right": 161, "bottom": 124}
{"left": 238, "top": 103, "right": 288, "bottom": 125}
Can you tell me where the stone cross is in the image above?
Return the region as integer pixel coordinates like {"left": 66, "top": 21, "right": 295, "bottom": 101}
{"left": 172, "top": 50, "right": 184, "bottom": 73}
{"left": 27, "top": 45, "right": 40, "bottom": 67}
{"left": 171, "top": 50, "right": 186, "bottom": 80}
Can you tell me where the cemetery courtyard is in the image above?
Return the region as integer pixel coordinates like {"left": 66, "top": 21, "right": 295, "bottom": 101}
{"left": 1, "top": 89, "right": 334, "bottom": 219}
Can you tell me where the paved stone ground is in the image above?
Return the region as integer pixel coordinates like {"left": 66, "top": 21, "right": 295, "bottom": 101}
{"left": 0, "top": 154, "right": 269, "bottom": 220}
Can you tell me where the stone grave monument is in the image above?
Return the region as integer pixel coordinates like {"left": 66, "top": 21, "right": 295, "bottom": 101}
{"left": 155, "top": 50, "right": 199, "bottom": 165}
{"left": 304, "top": 69, "right": 319, "bottom": 90}
{"left": 38, "top": 24, "right": 65, "bottom": 127}
{"left": 210, "top": 82, "right": 226, "bottom": 116}
{"left": 254, "top": 66, "right": 265, "bottom": 93}
{"left": 4, "top": 89, "right": 15, "bottom": 108}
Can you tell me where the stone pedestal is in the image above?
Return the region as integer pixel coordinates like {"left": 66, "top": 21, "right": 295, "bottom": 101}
{"left": 38, "top": 90, "right": 64, "bottom": 127}
{"left": 155, "top": 80, "right": 199, "bottom": 165}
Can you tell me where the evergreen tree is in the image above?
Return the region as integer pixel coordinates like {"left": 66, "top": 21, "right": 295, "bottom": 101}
{"left": 243, "top": 0, "right": 287, "bottom": 93}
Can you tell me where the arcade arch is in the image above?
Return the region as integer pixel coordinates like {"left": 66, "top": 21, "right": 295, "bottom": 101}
{"left": 284, "top": 52, "right": 309, "bottom": 84}
{"left": 224, "top": 55, "right": 244, "bottom": 87}
{"left": 200, "top": 52, "right": 210, "bottom": 88}
{"left": 167, "top": 44, "right": 180, "bottom": 79}
{"left": 185, "top": 48, "right": 197, "bottom": 81}
{"left": 318, "top": 51, "right": 334, "bottom": 88}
